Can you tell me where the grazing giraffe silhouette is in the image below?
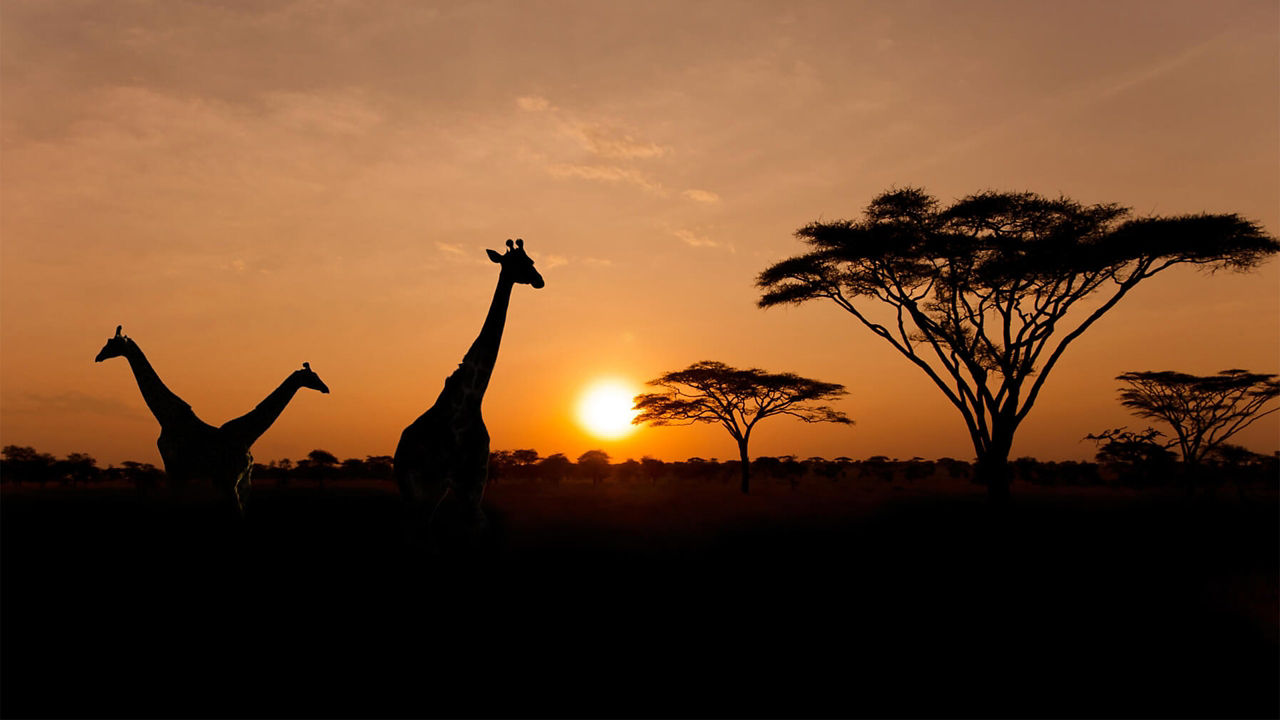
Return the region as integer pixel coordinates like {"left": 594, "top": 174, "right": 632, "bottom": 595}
{"left": 95, "top": 326, "right": 329, "bottom": 515}
{"left": 394, "top": 239, "right": 544, "bottom": 543}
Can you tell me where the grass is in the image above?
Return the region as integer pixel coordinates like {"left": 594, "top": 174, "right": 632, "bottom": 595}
{"left": 2, "top": 477, "right": 1276, "bottom": 719}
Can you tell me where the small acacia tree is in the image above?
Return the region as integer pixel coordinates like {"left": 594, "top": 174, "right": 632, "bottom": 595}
{"left": 632, "top": 361, "right": 851, "bottom": 494}
{"left": 577, "top": 450, "right": 612, "bottom": 486}
{"left": 758, "top": 187, "right": 1277, "bottom": 501}
{"left": 537, "top": 453, "right": 571, "bottom": 484}
{"left": 306, "top": 449, "right": 339, "bottom": 487}
{"left": 1115, "top": 369, "right": 1279, "bottom": 470}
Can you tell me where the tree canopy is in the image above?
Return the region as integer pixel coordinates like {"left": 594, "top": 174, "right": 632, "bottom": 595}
{"left": 633, "top": 361, "right": 851, "bottom": 493}
{"left": 577, "top": 450, "right": 612, "bottom": 485}
{"left": 757, "top": 187, "right": 1277, "bottom": 498}
{"left": 1116, "top": 369, "right": 1279, "bottom": 468}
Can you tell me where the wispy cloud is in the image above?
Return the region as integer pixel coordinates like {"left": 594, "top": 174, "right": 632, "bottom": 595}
{"left": 673, "top": 228, "right": 725, "bottom": 249}
{"left": 682, "top": 189, "right": 721, "bottom": 204}
{"left": 263, "top": 90, "right": 383, "bottom": 135}
{"left": 517, "top": 95, "right": 553, "bottom": 112}
{"left": 518, "top": 95, "right": 679, "bottom": 196}
{"left": 574, "top": 124, "right": 668, "bottom": 160}
{"left": 545, "top": 162, "right": 667, "bottom": 195}
{"left": 536, "top": 254, "right": 611, "bottom": 270}
{"left": 1087, "top": 32, "right": 1226, "bottom": 103}
{"left": 435, "top": 241, "right": 466, "bottom": 256}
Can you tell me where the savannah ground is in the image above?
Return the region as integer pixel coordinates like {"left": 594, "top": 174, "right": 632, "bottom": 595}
{"left": 3, "top": 474, "right": 1277, "bottom": 719}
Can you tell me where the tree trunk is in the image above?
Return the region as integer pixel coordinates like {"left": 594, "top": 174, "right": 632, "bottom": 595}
{"left": 738, "top": 439, "right": 751, "bottom": 495}
{"left": 977, "top": 455, "right": 1012, "bottom": 504}
{"left": 976, "top": 428, "right": 1014, "bottom": 505}
{"left": 1181, "top": 459, "right": 1203, "bottom": 497}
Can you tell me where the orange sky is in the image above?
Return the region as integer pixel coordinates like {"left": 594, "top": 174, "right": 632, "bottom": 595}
{"left": 2, "top": 0, "right": 1277, "bottom": 467}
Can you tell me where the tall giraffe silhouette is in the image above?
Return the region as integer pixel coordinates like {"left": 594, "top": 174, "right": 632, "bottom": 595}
{"left": 395, "top": 238, "right": 544, "bottom": 542}
{"left": 95, "top": 326, "right": 329, "bottom": 515}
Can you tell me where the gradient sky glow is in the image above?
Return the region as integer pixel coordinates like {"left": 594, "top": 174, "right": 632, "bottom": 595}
{"left": 2, "top": 0, "right": 1277, "bottom": 467}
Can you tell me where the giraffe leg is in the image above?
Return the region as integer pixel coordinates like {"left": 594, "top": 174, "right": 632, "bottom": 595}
{"left": 230, "top": 474, "right": 249, "bottom": 518}
{"left": 214, "top": 474, "right": 247, "bottom": 523}
{"left": 454, "top": 467, "right": 489, "bottom": 535}
{"left": 234, "top": 463, "right": 253, "bottom": 516}
{"left": 401, "top": 471, "right": 449, "bottom": 550}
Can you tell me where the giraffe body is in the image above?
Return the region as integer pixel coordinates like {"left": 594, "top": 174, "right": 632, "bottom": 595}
{"left": 394, "top": 366, "right": 492, "bottom": 529}
{"left": 395, "top": 239, "right": 543, "bottom": 542}
{"left": 96, "top": 327, "right": 329, "bottom": 515}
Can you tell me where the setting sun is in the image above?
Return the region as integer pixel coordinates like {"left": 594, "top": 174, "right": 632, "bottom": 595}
{"left": 576, "top": 379, "right": 640, "bottom": 440}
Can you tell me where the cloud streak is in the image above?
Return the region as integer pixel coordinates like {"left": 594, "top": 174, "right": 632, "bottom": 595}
{"left": 682, "top": 189, "right": 721, "bottom": 204}
{"left": 673, "top": 228, "right": 724, "bottom": 249}
{"left": 573, "top": 123, "right": 669, "bottom": 160}
{"left": 517, "top": 95, "right": 553, "bottom": 112}
{"left": 545, "top": 162, "right": 667, "bottom": 195}
{"left": 517, "top": 95, "right": 720, "bottom": 201}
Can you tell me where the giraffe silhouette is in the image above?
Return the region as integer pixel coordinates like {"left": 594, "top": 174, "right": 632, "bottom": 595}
{"left": 95, "top": 326, "right": 329, "bottom": 515}
{"left": 394, "top": 238, "right": 544, "bottom": 544}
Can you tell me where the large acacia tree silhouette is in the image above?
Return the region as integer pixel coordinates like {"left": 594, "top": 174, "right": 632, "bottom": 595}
{"left": 757, "top": 188, "right": 1278, "bottom": 501}
{"left": 1115, "top": 369, "right": 1279, "bottom": 471}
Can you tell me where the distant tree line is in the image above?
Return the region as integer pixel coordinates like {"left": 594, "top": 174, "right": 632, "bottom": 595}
{"left": 9, "top": 444, "right": 1271, "bottom": 493}
{"left": 0, "top": 445, "right": 392, "bottom": 491}
{"left": 2, "top": 445, "right": 163, "bottom": 490}
{"left": 501, "top": 450, "right": 1277, "bottom": 490}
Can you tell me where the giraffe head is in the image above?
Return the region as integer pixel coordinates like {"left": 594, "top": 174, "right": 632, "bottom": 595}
{"left": 486, "top": 238, "right": 545, "bottom": 289}
{"left": 295, "top": 362, "right": 330, "bottom": 394}
{"left": 95, "top": 325, "right": 132, "bottom": 362}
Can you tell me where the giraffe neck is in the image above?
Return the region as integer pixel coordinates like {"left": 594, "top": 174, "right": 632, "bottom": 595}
{"left": 219, "top": 373, "right": 303, "bottom": 448}
{"left": 122, "top": 341, "right": 193, "bottom": 428}
{"left": 459, "top": 275, "right": 514, "bottom": 400}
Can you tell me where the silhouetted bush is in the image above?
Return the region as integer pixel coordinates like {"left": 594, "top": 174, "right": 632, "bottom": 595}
{"left": 304, "top": 449, "right": 338, "bottom": 487}
{"left": 576, "top": 450, "right": 611, "bottom": 486}
{"left": 614, "top": 459, "right": 641, "bottom": 483}
{"left": 936, "top": 458, "right": 972, "bottom": 480}
{"left": 2, "top": 446, "right": 57, "bottom": 487}
{"left": 536, "top": 453, "right": 571, "bottom": 485}
{"left": 54, "top": 453, "right": 101, "bottom": 487}
{"left": 341, "top": 457, "right": 368, "bottom": 478}
{"left": 859, "top": 456, "right": 895, "bottom": 484}
{"left": 639, "top": 457, "right": 666, "bottom": 484}
{"left": 903, "top": 458, "right": 935, "bottom": 483}
{"left": 1086, "top": 427, "right": 1178, "bottom": 488}
{"left": 364, "top": 455, "right": 394, "bottom": 480}
{"left": 119, "top": 461, "right": 164, "bottom": 492}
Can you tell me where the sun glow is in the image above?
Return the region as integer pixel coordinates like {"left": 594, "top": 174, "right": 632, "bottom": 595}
{"left": 576, "top": 379, "right": 640, "bottom": 440}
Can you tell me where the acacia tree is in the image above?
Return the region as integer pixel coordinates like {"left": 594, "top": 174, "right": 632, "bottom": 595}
{"left": 757, "top": 187, "right": 1277, "bottom": 501}
{"left": 537, "top": 453, "right": 572, "bottom": 484}
{"left": 632, "top": 361, "right": 851, "bottom": 494}
{"left": 306, "top": 449, "right": 339, "bottom": 487}
{"left": 511, "top": 449, "right": 540, "bottom": 467}
{"left": 57, "top": 453, "right": 100, "bottom": 487}
{"left": 577, "top": 450, "right": 612, "bottom": 486}
{"left": 1, "top": 445, "right": 55, "bottom": 486}
{"left": 1115, "top": 369, "right": 1279, "bottom": 470}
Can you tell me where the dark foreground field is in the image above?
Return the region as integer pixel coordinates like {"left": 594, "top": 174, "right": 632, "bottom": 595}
{"left": 3, "top": 479, "right": 1277, "bottom": 719}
